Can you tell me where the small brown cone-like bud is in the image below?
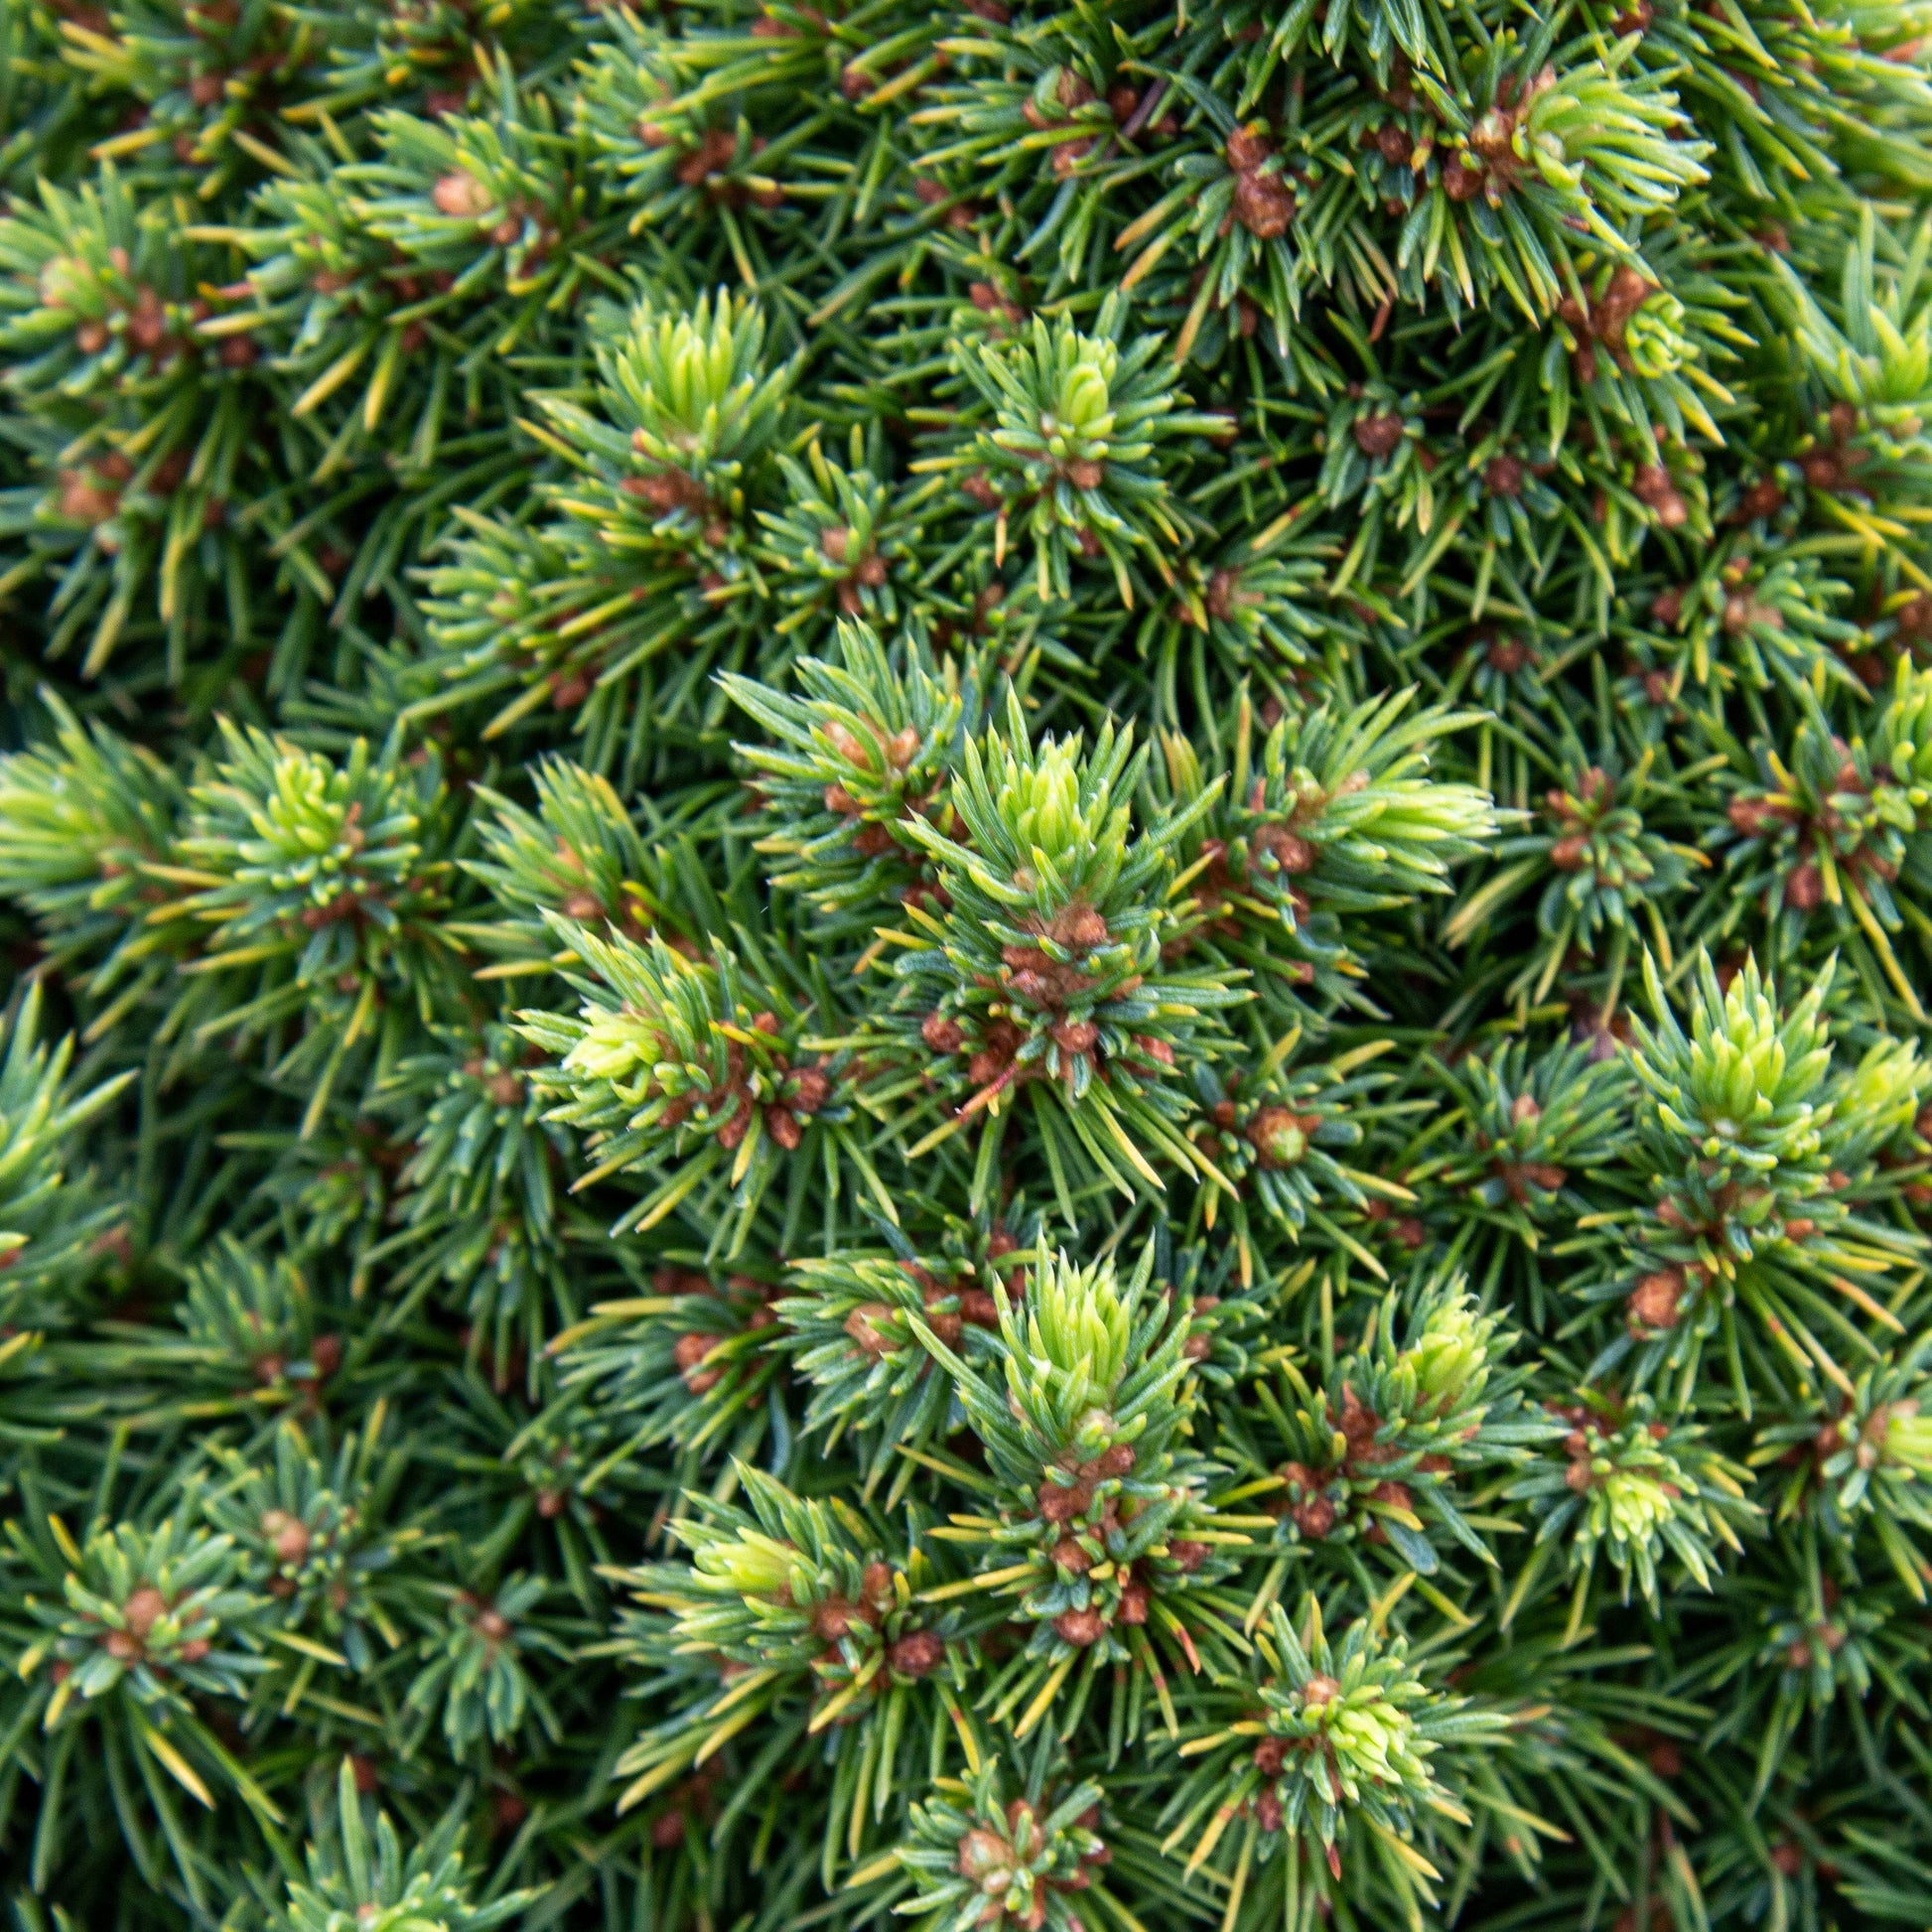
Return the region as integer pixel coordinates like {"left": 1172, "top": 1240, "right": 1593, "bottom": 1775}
{"left": 123, "top": 1587, "right": 168, "bottom": 1639}
{"left": 262, "top": 1509, "right": 311, "bottom": 1565}
{"left": 1353, "top": 412, "right": 1405, "bottom": 459}
{"left": 889, "top": 1630, "right": 946, "bottom": 1677}
{"left": 1249, "top": 1107, "right": 1311, "bottom": 1170}
{"left": 432, "top": 171, "right": 495, "bottom": 218}
{"left": 1628, "top": 1270, "right": 1684, "bottom": 1330}
{"left": 957, "top": 1827, "right": 1013, "bottom": 1882}
{"left": 1054, "top": 1606, "right": 1108, "bottom": 1646}
{"left": 1231, "top": 170, "right": 1295, "bottom": 239}
{"left": 1052, "top": 903, "right": 1110, "bottom": 951}
{"left": 844, "top": 1303, "right": 897, "bottom": 1357}
{"left": 922, "top": 1012, "right": 965, "bottom": 1054}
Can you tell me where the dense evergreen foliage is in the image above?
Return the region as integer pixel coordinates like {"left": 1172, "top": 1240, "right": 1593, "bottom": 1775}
{"left": 4, "top": 1, "right": 1932, "bottom": 1928}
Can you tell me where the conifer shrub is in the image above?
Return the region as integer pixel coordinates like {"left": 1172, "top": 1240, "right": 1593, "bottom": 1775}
{"left": 5, "top": 2, "right": 1932, "bottom": 1928}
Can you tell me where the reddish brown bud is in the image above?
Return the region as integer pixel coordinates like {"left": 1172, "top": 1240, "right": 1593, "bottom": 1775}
{"left": 122, "top": 1587, "right": 168, "bottom": 1640}
{"left": 432, "top": 171, "right": 495, "bottom": 218}
{"left": 1252, "top": 825, "right": 1315, "bottom": 875}
{"left": 1783, "top": 860, "right": 1823, "bottom": 910}
{"left": 1628, "top": 1270, "right": 1683, "bottom": 1330}
{"left": 889, "top": 1630, "right": 946, "bottom": 1677}
{"left": 1053, "top": 1606, "right": 1108, "bottom": 1646}
{"left": 1249, "top": 1107, "right": 1314, "bottom": 1170}
{"left": 922, "top": 1012, "right": 965, "bottom": 1054}
{"left": 1375, "top": 123, "right": 1414, "bottom": 167}
{"left": 1484, "top": 454, "right": 1525, "bottom": 497}
{"left": 844, "top": 1303, "right": 898, "bottom": 1358}
{"left": 810, "top": 1594, "right": 859, "bottom": 1641}
{"left": 1352, "top": 412, "right": 1406, "bottom": 459}
{"left": 1037, "top": 1479, "right": 1094, "bottom": 1523}
{"left": 1231, "top": 170, "right": 1295, "bottom": 238}
{"left": 1051, "top": 1019, "right": 1099, "bottom": 1056}
{"left": 261, "top": 1509, "right": 311, "bottom": 1565}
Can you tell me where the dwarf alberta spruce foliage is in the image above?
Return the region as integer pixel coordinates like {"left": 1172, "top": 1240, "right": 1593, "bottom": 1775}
{"left": 11, "top": 3, "right": 1932, "bottom": 1932}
